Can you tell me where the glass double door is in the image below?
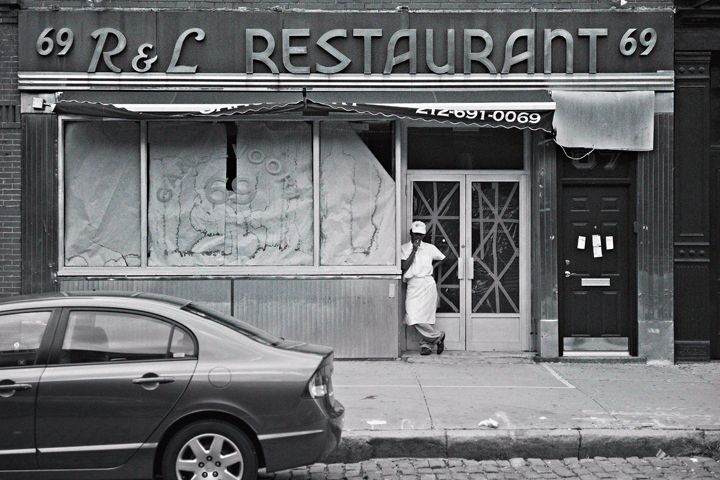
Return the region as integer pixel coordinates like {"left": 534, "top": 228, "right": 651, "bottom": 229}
{"left": 407, "top": 173, "right": 530, "bottom": 351}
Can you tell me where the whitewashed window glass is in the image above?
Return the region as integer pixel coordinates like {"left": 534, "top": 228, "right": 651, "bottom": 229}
{"left": 319, "top": 122, "right": 396, "bottom": 266}
{"left": 148, "top": 121, "right": 313, "bottom": 266}
{"left": 64, "top": 121, "right": 141, "bottom": 267}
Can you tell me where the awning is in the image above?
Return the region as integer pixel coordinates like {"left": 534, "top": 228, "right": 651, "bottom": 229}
{"left": 51, "top": 90, "right": 657, "bottom": 148}
{"left": 51, "top": 90, "right": 554, "bottom": 132}
{"left": 304, "top": 92, "right": 553, "bottom": 132}
{"left": 552, "top": 91, "right": 655, "bottom": 151}
{"left": 52, "top": 99, "right": 306, "bottom": 119}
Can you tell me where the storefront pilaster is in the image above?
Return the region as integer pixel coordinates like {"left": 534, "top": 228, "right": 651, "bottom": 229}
{"left": 637, "top": 106, "right": 674, "bottom": 364}
{"left": 531, "top": 131, "right": 559, "bottom": 358}
{"left": 20, "top": 113, "right": 57, "bottom": 295}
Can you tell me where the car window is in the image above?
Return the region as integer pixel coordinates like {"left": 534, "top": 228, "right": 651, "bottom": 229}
{"left": 184, "top": 303, "right": 281, "bottom": 346}
{"left": 169, "top": 326, "right": 196, "bottom": 358}
{"left": 0, "top": 311, "right": 52, "bottom": 368}
{"left": 59, "top": 311, "right": 194, "bottom": 364}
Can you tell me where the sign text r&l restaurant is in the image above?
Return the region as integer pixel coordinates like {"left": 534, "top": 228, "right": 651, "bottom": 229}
{"left": 20, "top": 11, "right": 673, "bottom": 75}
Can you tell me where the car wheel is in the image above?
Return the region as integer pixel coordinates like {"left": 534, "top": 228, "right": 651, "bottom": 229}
{"left": 161, "top": 420, "right": 258, "bottom": 480}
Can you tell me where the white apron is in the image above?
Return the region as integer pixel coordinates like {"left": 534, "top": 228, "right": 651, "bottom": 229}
{"left": 405, "top": 276, "right": 438, "bottom": 326}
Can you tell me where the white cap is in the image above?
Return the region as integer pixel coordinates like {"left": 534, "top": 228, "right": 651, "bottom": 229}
{"left": 410, "top": 221, "right": 427, "bottom": 234}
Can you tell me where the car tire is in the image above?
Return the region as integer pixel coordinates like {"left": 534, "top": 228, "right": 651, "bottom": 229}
{"left": 161, "top": 420, "right": 258, "bottom": 480}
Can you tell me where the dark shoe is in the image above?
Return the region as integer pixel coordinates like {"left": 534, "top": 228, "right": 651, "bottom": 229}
{"left": 436, "top": 332, "right": 446, "bottom": 355}
{"left": 420, "top": 345, "right": 432, "bottom": 356}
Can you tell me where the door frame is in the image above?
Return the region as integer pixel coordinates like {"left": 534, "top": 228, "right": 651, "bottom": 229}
{"left": 465, "top": 173, "right": 531, "bottom": 351}
{"left": 406, "top": 173, "right": 467, "bottom": 350}
{"left": 406, "top": 171, "right": 531, "bottom": 351}
{"left": 557, "top": 158, "right": 638, "bottom": 357}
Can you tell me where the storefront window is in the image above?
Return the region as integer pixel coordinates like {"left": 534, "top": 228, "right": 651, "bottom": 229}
{"left": 320, "top": 122, "right": 396, "bottom": 266}
{"left": 64, "top": 121, "right": 141, "bottom": 267}
{"left": 148, "top": 121, "right": 313, "bottom": 266}
{"left": 61, "top": 119, "right": 398, "bottom": 273}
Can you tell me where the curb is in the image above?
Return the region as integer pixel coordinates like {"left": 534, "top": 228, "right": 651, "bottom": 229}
{"left": 533, "top": 356, "right": 648, "bottom": 364}
{"left": 325, "top": 429, "right": 720, "bottom": 462}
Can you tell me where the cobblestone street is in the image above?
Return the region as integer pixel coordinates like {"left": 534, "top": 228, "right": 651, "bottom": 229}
{"left": 261, "top": 457, "right": 720, "bottom": 480}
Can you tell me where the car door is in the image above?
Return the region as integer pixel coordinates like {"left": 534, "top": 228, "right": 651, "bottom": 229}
{"left": 36, "top": 308, "right": 198, "bottom": 469}
{"left": 0, "top": 309, "right": 57, "bottom": 470}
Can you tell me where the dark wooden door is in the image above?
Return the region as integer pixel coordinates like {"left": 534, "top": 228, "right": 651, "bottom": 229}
{"left": 560, "top": 184, "right": 634, "bottom": 347}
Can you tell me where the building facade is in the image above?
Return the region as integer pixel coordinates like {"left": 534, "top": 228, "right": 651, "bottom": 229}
{"left": 674, "top": 0, "right": 720, "bottom": 361}
{"left": 2, "top": 0, "right": 676, "bottom": 361}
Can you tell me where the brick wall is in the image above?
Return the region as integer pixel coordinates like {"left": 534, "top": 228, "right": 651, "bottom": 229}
{"left": 19, "top": 0, "right": 673, "bottom": 10}
{"left": 0, "top": 5, "right": 19, "bottom": 297}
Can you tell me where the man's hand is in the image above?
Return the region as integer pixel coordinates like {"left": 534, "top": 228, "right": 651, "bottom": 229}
{"left": 403, "top": 239, "right": 421, "bottom": 273}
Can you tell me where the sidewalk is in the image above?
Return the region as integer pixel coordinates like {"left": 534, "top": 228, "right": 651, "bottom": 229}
{"left": 326, "top": 354, "right": 720, "bottom": 462}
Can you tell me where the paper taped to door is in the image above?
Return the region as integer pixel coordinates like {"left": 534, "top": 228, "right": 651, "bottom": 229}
{"left": 605, "top": 236, "right": 614, "bottom": 250}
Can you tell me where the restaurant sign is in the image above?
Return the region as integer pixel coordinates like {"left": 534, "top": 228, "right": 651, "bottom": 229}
{"left": 20, "top": 11, "right": 672, "bottom": 75}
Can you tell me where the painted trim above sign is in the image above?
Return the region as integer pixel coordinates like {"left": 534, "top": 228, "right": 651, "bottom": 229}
{"left": 17, "top": 71, "right": 675, "bottom": 92}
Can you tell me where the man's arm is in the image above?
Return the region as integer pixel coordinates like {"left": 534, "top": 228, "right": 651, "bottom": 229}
{"left": 431, "top": 245, "right": 446, "bottom": 269}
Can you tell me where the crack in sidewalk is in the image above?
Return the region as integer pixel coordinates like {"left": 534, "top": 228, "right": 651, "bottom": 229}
{"left": 577, "top": 429, "right": 583, "bottom": 457}
{"left": 412, "top": 363, "right": 435, "bottom": 430}
{"left": 544, "top": 364, "right": 621, "bottom": 425}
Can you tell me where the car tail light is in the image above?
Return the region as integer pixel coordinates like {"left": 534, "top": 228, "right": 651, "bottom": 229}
{"left": 308, "top": 357, "right": 334, "bottom": 399}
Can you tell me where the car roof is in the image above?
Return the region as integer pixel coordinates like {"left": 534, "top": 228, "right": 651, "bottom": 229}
{"left": 0, "top": 291, "right": 192, "bottom": 309}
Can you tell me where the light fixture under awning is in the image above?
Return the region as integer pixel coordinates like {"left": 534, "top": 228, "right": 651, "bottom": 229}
{"left": 552, "top": 90, "right": 655, "bottom": 152}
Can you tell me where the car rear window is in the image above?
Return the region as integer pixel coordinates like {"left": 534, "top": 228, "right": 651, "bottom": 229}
{"left": 184, "top": 304, "right": 281, "bottom": 346}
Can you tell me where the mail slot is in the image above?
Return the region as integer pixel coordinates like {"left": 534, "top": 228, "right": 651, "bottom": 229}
{"left": 581, "top": 278, "right": 611, "bottom": 287}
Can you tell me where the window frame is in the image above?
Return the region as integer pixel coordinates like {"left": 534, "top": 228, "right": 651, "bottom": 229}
{"left": 47, "top": 307, "right": 198, "bottom": 366}
{"left": 57, "top": 116, "right": 402, "bottom": 276}
{"left": 0, "top": 308, "right": 60, "bottom": 370}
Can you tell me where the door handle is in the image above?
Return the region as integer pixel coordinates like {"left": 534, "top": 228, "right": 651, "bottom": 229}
{"left": 457, "top": 259, "right": 464, "bottom": 279}
{"left": 132, "top": 375, "right": 175, "bottom": 385}
{"left": 468, "top": 256, "right": 474, "bottom": 280}
{"left": 0, "top": 383, "right": 32, "bottom": 392}
{"left": 564, "top": 270, "right": 579, "bottom": 278}
{"left": 0, "top": 383, "right": 32, "bottom": 398}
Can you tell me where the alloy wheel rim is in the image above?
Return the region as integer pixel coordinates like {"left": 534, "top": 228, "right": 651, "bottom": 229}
{"left": 175, "top": 433, "right": 244, "bottom": 480}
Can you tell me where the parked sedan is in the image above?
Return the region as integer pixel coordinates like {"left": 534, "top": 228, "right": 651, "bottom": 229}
{"left": 0, "top": 292, "right": 344, "bottom": 480}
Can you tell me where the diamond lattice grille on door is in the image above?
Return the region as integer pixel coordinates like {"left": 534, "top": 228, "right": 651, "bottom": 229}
{"left": 412, "top": 181, "right": 461, "bottom": 313}
{"left": 471, "top": 182, "right": 520, "bottom": 314}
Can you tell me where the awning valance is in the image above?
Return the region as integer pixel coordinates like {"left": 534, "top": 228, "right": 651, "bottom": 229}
{"left": 52, "top": 90, "right": 554, "bottom": 132}
{"left": 52, "top": 99, "right": 304, "bottom": 119}
{"left": 51, "top": 90, "right": 657, "bottom": 150}
{"left": 552, "top": 91, "right": 655, "bottom": 152}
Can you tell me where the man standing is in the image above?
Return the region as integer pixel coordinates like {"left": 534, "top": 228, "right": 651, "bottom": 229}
{"left": 401, "top": 221, "right": 446, "bottom": 355}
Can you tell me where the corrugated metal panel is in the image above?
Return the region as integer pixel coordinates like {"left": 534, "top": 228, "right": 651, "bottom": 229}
{"left": 59, "top": 279, "right": 232, "bottom": 314}
{"left": 233, "top": 278, "right": 399, "bottom": 358}
{"left": 637, "top": 113, "right": 674, "bottom": 361}
{"left": 531, "top": 131, "right": 559, "bottom": 356}
{"left": 21, "top": 114, "right": 58, "bottom": 294}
